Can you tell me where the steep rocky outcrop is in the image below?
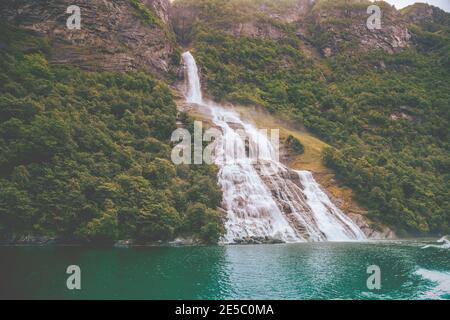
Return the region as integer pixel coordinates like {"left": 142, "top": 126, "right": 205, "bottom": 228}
{"left": 143, "top": 0, "right": 171, "bottom": 24}
{"left": 348, "top": 212, "right": 396, "bottom": 239}
{"left": 401, "top": 3, "right": 450, "bottom": 27}
{"left": 402, "top": 3, "right": 436, "bottom": 26}
{"left": 0, "top": 0, "right": 178, "bottom": 77}
{"left": 226, "top": 0, "right": 314, "bottom": 39}
{"left": 171, "top": 0, "right": 413, "bottom": 56}
{"left": 301, "top": 0, "right": 411, "bottom": 56}
{"left": 171, "top": 0, "right": 314, "bottom": 42}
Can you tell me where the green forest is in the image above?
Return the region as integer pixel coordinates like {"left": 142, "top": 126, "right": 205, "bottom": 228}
{"left": 0, "top": 24, "right": 224, "bottom": 244}
{"left": 0, "top": 0, "right": 449, "bottom": 244}
{"left": 176, "top": 0, "right": 449, "bottom": 236}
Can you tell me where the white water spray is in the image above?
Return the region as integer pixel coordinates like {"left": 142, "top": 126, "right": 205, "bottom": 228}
{"left": 182, "top": 51, "right": 366, "bottom": 243}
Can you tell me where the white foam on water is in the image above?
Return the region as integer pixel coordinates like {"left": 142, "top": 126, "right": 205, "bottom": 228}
{"left": 422, "top": 236, "right": 450, "bottom": 249}
{"left": 415, "top": 268, "right": 450, "bottom": 299}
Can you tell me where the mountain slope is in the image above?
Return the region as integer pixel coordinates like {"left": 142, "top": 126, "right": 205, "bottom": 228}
{"left": 0, "top": 23, "right": 224, "bottom": 244}
{"left": 171, "top": 0, "right": 450, "bottom": 236}
{"left": 0, "top": 0, "right": 448, "bottom": 239}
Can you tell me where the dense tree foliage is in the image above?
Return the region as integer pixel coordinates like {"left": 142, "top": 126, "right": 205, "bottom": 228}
{"left": 176, "top": 0, "right": 450, "bottom": 236}
{"left": 0, "top": 24, "right": 224, "bottom": 244}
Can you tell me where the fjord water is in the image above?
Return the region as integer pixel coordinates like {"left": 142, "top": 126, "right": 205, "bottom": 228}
{"left": 181, "top": 51, "right": 365, "bottom": 242}
{"left": 1, "top": 242, "right": 449, "bottom": 299}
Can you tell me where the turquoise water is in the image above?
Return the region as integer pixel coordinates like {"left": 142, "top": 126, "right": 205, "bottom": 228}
{"left": 0, "top": 241, "right": 449, "bottom": 300}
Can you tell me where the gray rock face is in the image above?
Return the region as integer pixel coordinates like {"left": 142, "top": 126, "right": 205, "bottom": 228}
{"left": 1, "top": 235, "right": 60, "bottom": 245}
{"left": 144, "top": 0, "right": 171, "bottom": 24}
{"left": 171, "top": 0, "right": 314, "bottom": 41}
{"left": 0, "top": 0, "right": 177, "bottom": 77}
{"left": 233, "top": 236, "right": 284, "bottom": 244}
{"left": 401, "top": 3, "right": 441, "bottom": 26}
{"left": 229, "top": 0, "right": 314, "bottom": 39}
{"left": 302, "top": 2, "right": 411, "bottom": 56}
{"left": 347, "top": 213, "right": 396, "bottom": 239}
{"left": 231, "top": 22, "right": 285, "bottom": 40}
{"left": 171, "top": 0, "right": 412, "bottom": 56}
{"left": 114, "top": 239, "right": 135, "bottom": 248}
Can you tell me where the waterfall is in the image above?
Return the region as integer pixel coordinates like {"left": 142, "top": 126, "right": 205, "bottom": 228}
{"left": 182, "top": 51, "right": 366, "bottom": 243}
{"left": 297, "top": 171, "right": 366, "bottom": 240}
{"left": 182, "top": 52, "right": 203, "bottom": 104}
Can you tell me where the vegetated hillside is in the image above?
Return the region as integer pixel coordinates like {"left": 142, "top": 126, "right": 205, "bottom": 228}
{"left": 0, "top": 24, "right": 224, "bottom": 244}
{"left": 0, "top": 0, "right": 448, "bottom": 241}
{"left": 171, "top": 0, "right": 450, "bottom": 236}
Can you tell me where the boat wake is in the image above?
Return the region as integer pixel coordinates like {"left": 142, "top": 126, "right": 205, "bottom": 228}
{"left": 422, "top": 236, "right": 450, "bottom": 249}
{"left": 415, "top": 268, "right": 450, "bottom": 299}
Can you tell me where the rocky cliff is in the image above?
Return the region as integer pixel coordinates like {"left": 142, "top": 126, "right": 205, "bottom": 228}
{"left": 171, "top": 0, "right": 314, "bottom": 42}
{"left": 0, "top": 0, "right": 179, "bottom": 77}
{"left": 2, "top": 0, "right": 443, "bottom": 74}
{"left": 301, "top": 0, "right": 411, "bottom": 56}
{"left": 171, "top": 0, "right": 413, "bottom": 56}
{"left": 401, "top": 2, "right": 450, "bottom": 27}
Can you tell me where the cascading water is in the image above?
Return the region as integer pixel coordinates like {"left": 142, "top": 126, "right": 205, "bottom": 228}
{"left": 181, "top": 51, "right": 366, "bottom": 243}
{"left": 182, "top": 52, "right": 203, "bottom": 104}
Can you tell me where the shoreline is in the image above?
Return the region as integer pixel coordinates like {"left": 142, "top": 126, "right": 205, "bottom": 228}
{"left": 0, "top": 237, "right": 443, "bottom": 248}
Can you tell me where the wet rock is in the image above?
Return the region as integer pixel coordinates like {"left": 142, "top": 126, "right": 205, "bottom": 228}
{"left": 168, "top": 237, "right": 196, "bottom": 246}
{"left": 114, "top": 239, "right": 134, "bottom": 248}
{"left": 233, "top": 236, "right": 285, "bottom": 245}
{"left": 7, "top": 235, "right": 59, "bottom": 245}
{"left": 347, "top": 213, "right": 396, "bottom": 240}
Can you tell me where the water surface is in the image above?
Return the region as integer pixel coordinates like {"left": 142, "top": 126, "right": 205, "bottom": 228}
{"left": 0, "top": 241, "right": 449, "bottom": 300}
